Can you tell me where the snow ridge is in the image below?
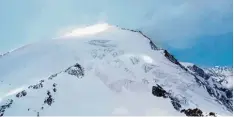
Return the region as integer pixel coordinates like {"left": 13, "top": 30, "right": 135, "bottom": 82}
{"left": 0, "top": 25, "right": 232, "bottom": 116}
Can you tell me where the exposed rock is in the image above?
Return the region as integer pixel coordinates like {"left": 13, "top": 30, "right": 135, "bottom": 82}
{"left": 16, "top": 90, "right": 27, "bottom": 98}
{"left": 65, "top": 63, "right": 84, "bottom": 78}
{"left": 170, "top": 97, "right": 182, "bottom": 111}
{"left": 152, "top": 85, "right": 169, "bottom": 98}
{"left": 149, "top": 41, "right": 158, "bottom": 50}
{"left": 194, "top": 74, "right": 233, "bottom": 112}
{"left": 53, "top": 88, "right": 57, "bottom": 92}
{"left": 53, "top": 83, "right": 57, "bottom": 87}
{"left": 119, "top": 27, "right": 159, "bottom": 50}
{"left": 164, "top": 50, "right": 187, "bottom": 71}
{"left": 209, "top": 112, "right": 216, "bottom": 117}
{"left": 48, "top": 74, "right": 58, "bottom": 80}
{"left": 0, "top": 99, "right": 13, "bottom": 116}
{"left": 44, "top": 91, "right": 54, "bottom": 106}
{"left": 28, "top": 80, "right": 44, "bottom": 89}
{"left": 37, "top": 112, "right": 40, "bottom": 117}
{"left": 152, "top": 85, "right": 182, "bottom": 111}
{"left": 188, "top": 65, "right": 210, "bottom": 80}
{"left": 180, "top": 108, "right": 203, "bottom": 116}
{"left": 52, "top": 83, "right": 57, "bottom": 92}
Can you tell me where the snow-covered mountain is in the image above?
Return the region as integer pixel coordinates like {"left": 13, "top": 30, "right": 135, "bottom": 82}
{"left": 0, "top": 24, "right": 232, "bottom": 116}
{"left": 204, "top": 66, "right": 233, "bottom": 89}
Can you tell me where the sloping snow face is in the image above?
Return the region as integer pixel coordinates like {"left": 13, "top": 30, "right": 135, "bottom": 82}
{"left": 204, "top": 66, "right": 233, "bottom": 89}
{"left": 0, "top": 24, "right": 232, "bottom": 116}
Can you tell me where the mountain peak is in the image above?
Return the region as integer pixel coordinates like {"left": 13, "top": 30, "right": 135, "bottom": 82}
{"left": 0, "top": 26, "right": 232, "bottom": 116}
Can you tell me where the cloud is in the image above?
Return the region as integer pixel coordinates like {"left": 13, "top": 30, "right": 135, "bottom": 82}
{"left": 62, "top": 23, "right": 109, "bottom": 37}
{"left": 136, "top": 0, "right": 233, "bottom": 48}
{"left": 20, "top": 0, "right": 232, "bottom": 49}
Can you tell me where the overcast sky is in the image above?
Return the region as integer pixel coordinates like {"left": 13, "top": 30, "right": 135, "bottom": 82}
{"left": 0, "top": 0, "right": 232, "bottom": 66}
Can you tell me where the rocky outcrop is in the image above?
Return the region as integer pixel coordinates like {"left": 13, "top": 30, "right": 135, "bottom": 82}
{"left": 16, "top": 90, "right": 27, "bottom": 98}
{"left": 181, "top": 108, "right": 217, "bottom": 117}
{"left": 152, "top": 85, "right": 182, "bottom": 111}
{"left": 0, "top": 99, "right": 13, "bottom": 116}
{"left": 164, "top": 50, "right": 187, "bottom": 71}
{"left": 119, "top": 27, "right": 160, "bottom": 51}
{"left": 65, "top": 63, "right": 84, "bottom": 78}
{"left": 180, "top": 108, "right": 203, "bottom": 116}
{"left": 28, "top": 80, "right": 44, "bottom": 89}
{"left": 187, "top": 65, "right": 210, "bottom": 80}
{"left": 44, "top": 91, "right": 54, "bottom": 106}
{"left": 152, "top": 85, "right": 169, "bottom": 98}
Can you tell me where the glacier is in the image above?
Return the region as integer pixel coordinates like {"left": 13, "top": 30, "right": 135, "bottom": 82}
{"left": 0, "top": 24, "right": 232, "bottom": 116}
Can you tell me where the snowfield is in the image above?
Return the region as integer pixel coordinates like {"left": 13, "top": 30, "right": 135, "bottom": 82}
{"left": 0, "top": 24, "right": 232, "bottom": 116}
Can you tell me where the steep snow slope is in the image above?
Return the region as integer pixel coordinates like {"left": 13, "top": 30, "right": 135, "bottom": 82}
{"left": 204, "top": 66, "right": 233, "bottom": 89}
{"left": 0, "top": 24, "right": 232, "bottom": 116}
{"left": 182, "top": 62, "right": 233, "bottom": 112}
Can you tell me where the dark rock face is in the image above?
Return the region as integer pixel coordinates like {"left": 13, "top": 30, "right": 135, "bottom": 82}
{"left": 209, "top": 112, "right": 216, "bottom": 117}
{"left": 193, "top": 73, "right": 233, "bottom": 112}
{"left": 0, "top": 99, "right": 13, "bottom": 116}
{"left": 205, "top": 83, "right": 233, "bottom": 112}
{"left": 150, "top": 41, "right": 158, "bottom": 50}
{"left": 152, "top": 85, "right": 169, "bottom": 98}
{"left": 180, "top": 108, "right": 203, "bottom": 116}
{"left": 52, "top": 83, "right": 57, "bottom": 93}
{"left": 188, "top": 65, "right": 210, "bottom": 80}
{"left": 185, "top": 64, "right": 233, "bottom": 112}
{"left": 164, "top": 50, "right": 179, "bottom": 65}
{"left": 216, "top": 87, "right": 233, "bottom": 98}
{"left": 119, "top": 27, "right": 159, "bottom": 50}
{"left": 164, "top": 50, "right": 187, "bottom": 71}
{"left": 28, "top": 80, "right": 44, "bottom": 89}
{"left": 152, "top": 85, "right": 182, "bottom": 111}
{"left": 65, "top": 63, "right": 84, "bottom": 78}
{"left": 44, "top": 91, "right": 54, "bottom": 106}
{"left": 170, "top": 97, "right": 182, "bottom": 111}
{"left": 16, "top": 90, "right": 27, "bottom": 98}
{"left": 48, "top": 74, "right": 58, "bottom": 80}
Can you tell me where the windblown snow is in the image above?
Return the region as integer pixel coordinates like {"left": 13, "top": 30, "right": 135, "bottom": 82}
{"left": 0, "top": 24, "right": 232, "bottom": 116}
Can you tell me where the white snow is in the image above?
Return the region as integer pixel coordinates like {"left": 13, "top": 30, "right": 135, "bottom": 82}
{"left": 0, "top": 24, "right": 232, "bottom": 116}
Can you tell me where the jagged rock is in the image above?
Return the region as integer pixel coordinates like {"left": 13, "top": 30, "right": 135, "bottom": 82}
{"left": 170, "top": 97, "right": 182, "bottom": 111}
{"left": 181, "top": 108, "right": 203, "bottom": 116}
{"left": 16, "top": 90, "right": 27, "bottom": 98}
{"left": 216, "top": 87, "right": 233, "bottom": 98}
{"left": 164, "top": 50, "right": 187, "bottom": 71}
{"left": 53, "top": 88, "right": 57, "bottom": 92}
{"left": 164, "top": 50, "right": 179, "bottom": 65}
{"left": 152, "top": 85, "right": 182, "bottom": 111}
{"left": 149, "top": 41, "right": 157, "bottom": 50}
{"left": 48, "top": 74, "right": 58, "bottom": 80}
{"left": 119, "top": 27, "right": 159, "bottom": 50}
{"left": 28, "top": 80, "right": 44, "bottom": 89}
{"left": 53, "top": 83, "right": 57, "bottom": 87}
{"left": 0, "top": 99, "right": 13, "bottom": 116}
{"left": 188, "top": 65, "right": 210, "bottom": 80}
{"left": 152, "top": 85, "right": 169, "bottom": 98}
{"left": 65, "top": 63, "right": 84, "bottom": 78}
{"left": 209, "top": 112, "right": 216, "bottom": 117}
{"left": 44, "top": 91, "right": 54, "bottom": 106}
